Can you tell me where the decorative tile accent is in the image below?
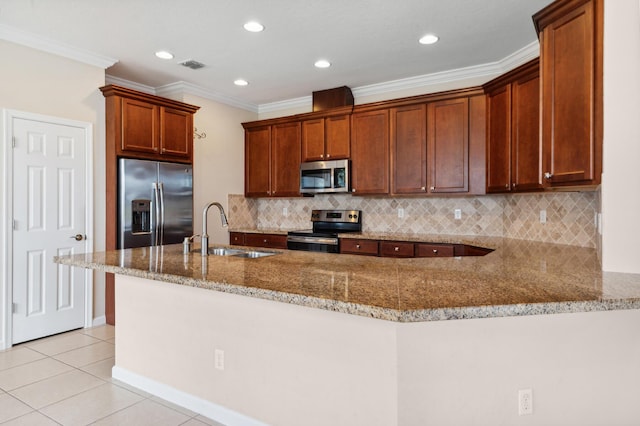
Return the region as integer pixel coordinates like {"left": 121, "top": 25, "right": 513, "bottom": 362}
{"left": 228, "top": 191, "right": 597, "bottom": 247}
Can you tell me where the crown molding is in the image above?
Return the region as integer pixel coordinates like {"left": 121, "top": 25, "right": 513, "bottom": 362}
{"left": 156, "top": 81, "right": 259, "bottom": 113}
{"left": 258, "top": 96, "right": 312, "bottom": 115}
{"left": 105, "top": 75, "right": 156, "bottom": 94}
{"left": 0, "top": 24, "right": 118, "bottom": 69}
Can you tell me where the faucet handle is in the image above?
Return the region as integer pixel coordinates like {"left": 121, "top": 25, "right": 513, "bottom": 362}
{"left": 188, "top": 234, "right": 200, "bottom": 241}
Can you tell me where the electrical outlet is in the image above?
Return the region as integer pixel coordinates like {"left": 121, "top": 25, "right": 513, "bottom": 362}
{"left": 398, "top": 208, "right": 404, "bottom": 218}
{"left": 282, "top": 207, "right": 288, "bottom": 217}
{"left": 214, "top": 349, "right": 225, "bottom": 370}
{"left": 539, "top": 209, "right": 547, "bottom": 224}
{"left": 454, "top": 209, "right": 462, "bottom": 220}
{"left": 518, "top": 389, "right": 533, "bottom": 416}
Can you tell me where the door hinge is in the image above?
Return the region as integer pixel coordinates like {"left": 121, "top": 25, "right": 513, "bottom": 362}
{"left": 13, "top": 220, "right": 17, "bottom": 230}
{"left": 12, "top": 136, "right": 16, "bottom": 148}
{"left": 12, "top": 303, "right": 18, "bottom": 313}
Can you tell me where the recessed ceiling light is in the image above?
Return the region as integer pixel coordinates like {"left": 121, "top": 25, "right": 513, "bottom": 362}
{"left": 155, "top": 50, "right": 174, "bottom": 60}
{"left": 243, "top": 21, "right": 264, "bottom": 32}
{"left": 234, "top": 79, "right": 249, "bottom": 86}
{"left": 419, "top": 34, "right": 439, "bottom": 45}
{"left": 314, "top": 59, "right": 331, "bottom": 69}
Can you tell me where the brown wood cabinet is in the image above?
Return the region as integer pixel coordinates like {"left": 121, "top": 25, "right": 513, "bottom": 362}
{"left": 534, "top": 0, "right": 603, "bottom": 188}
{"left": 350, "top": 109, "right": 390, "bottom": 195}
{"left": 301, "top": 114, "right": 350, "bottom": 162}
{"left": 230, "top": 232, "right": 288, "bottom": 249}
{"left": 100, "top": 84, "right": 200, "bottom": 326}
{"left": 390, "top": 104, "right": 427, "bottom": 194}
{"left": 485, "top": 59, "right": 542, "bottom": 193}
{"left": 415, "top": 243, "right": 455, "bottom": 258}
{"left": 340, "top": 239, "right": 380, "bottom": 256}
{"left": 101, "top": 85, "right": 198, "bottom": 163}
{"left": 379, "top": 241, "right": 415, "bottom": 258}
{"left": 244, "top": 122, "right": 301, "bottom": 197}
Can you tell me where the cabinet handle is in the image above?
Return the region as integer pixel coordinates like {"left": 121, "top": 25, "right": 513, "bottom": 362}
{"left": 394, "top": 247, "right": 399, "bottom": 252}
{"left": 320, "top": 154, "right": 324, "bottom": 159}
{"left": 421, "top": 186, "right": 426, "bottom": 191}
{"left": 263, "top": 239, "right": 268, "bottom": 243}
{"left": 544, "top": 172, "right": 553, "bottom": 180}
{"left": 326, "top": 154, "right": 331, "bottom": 158}
{"left": 352, "top": 189, "right": 356, "bottom": 193}
{"left": 433, "top": 249, "right": 438, "bottom": 254}
{"left": 512, "top": 183, "right": 516, "bottom": 188}
{"left": 430, "top": 186, "right": 435, "bottom": 191}
{"left": 505, "top": 184, "right": 509, "bottom": 189}
{"left": 356, "top": 244, "right": 361, "bottom": 249}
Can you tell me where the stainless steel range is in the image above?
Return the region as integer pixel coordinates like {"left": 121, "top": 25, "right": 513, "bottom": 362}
{"left": 287, "top": 209, "right": 362, "bottom": 253}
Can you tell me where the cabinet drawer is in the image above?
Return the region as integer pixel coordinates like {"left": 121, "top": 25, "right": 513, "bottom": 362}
{"left": 244, "top": 233, "right": 288, "bottom": 249}
{"left": 340, "top": 239, "right": 379, "bottom": 256}
{"left": 415, "top": 243, "right": 454, "bottom": 258}
{"left": 229, "top": 232, "right": 245, "bottom": 246}
{"left": 379, "top": 241, "right": 415, "bottom": 258}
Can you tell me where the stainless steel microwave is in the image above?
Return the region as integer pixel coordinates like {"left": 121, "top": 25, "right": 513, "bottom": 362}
{"left": 300, "top": 159, "right": 350, "bottom": 194}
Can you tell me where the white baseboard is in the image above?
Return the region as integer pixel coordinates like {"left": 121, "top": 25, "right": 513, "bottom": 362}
{"left": 111, "top": 366, "right": 268, "bottom": 426}
{"left": 91, "top": 316, "right": 106, "bottom": 327}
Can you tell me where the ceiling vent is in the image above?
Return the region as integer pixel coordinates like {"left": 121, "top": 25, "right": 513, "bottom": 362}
{"left": 179, "top": 59, "right": 206, "bottom": 70}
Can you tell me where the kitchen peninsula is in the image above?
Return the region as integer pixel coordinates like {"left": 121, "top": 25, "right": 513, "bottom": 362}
{"left": 56, "top": 238, "right": 640, "bottom": 426}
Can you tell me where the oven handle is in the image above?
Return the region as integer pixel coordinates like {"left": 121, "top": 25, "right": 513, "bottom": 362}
{"left": 287, "top": 236, "right": 339, "bottom": 245}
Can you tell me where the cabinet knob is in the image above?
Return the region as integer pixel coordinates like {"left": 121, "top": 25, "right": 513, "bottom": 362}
{"left": 326, "top": 154, "right": 331, "bottom": 158}
{"left": 352, "top": 189, "right": 356, "bottom": 193}
{"left": 421, "top": 186, "right": 426, "bottom": 191}
{"left": 430, "top": 186, "right": 435, "bottom": 191}
{"left": 433, "top": 249, "right": 438, "bottom": 254}
{"left": 320, "top": 154, "right": 324, "bottom": 159}
{"left": 394, "top": 247, "right": 399, "bottom": 252}
{"left": 544, "top": 172, "right": 553, "bottom": 180}
{"left": 263, "top": 239, "right": 268, "bottom": 243}
{"left": 356, "top": 244, "right": 361, "bottom": 249}
{"left": 512, "top": 183, "right": 516, "bottom": 188}
{"left": 505, "top": 184, "right": 509, "bottom": 189}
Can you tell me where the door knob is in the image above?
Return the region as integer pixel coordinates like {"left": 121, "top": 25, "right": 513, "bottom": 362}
{"left": 70, "top": 234, "right": 85, "bottom": 241}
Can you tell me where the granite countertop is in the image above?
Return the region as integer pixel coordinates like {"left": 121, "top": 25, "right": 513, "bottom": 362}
{"left": 56, "top": 237, "right": 640, "bottom": 322}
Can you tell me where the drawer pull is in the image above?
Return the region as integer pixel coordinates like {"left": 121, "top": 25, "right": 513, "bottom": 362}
{"left": 263, "top": 239, "right": 267, "bottom": 243}
{"left": 356, "top": 244, "right": 361, "bottom": 249}
{"left": 394, "top": 247, "right": 399, "bottom": 251}
{"left": 433, "top": 249, "right": 438, "bottom": 254}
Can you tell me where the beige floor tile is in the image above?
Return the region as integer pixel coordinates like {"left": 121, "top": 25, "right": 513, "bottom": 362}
{"left": 0, "top": 358, "right": 73, "bottom": 391}
{"left": 81, "top": 325, "right": 115, "bottom": 341}
{"left": 106, "top": 338, "right": 116, "bottom": 345}
{"left": 0, "top": 393, "right": 33, "bottom": 423}
{"left": 80, "top": 357, "right": 115, "bottom": 381}
{"left": 9, "top": 369, "right": 105, "bottom": 409}
{"left": 26, "top": 332, "right": 102, "bottom": 356}
{"left": 91, "top": 399, "right": 191, "bottom": 426}
{"left": 150, "top": 396, "right": 198, "bottom": 417}
{"left": 110, "top": 379, "right": 154, "bottom": 398}
{"left": 39, "top": 382, "right": 144, "bottom": 426}
{"left": 0, "top": 347, "right": 46, "bottom": 372}
{"left": 51, "top": 341, "right": 115, "bottom": 368}
{"left": 0, "top": 410, "right": 60, "bottom": 426}
{"left": 194, "top": 415, "right": 227, "bottom": 426}
{"left": 180, "top": 420, "right": 210, "bottom": 426}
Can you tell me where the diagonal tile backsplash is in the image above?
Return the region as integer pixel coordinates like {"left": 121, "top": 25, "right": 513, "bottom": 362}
{"left": 229, "top": 191, "right": 597, "bottom": 248}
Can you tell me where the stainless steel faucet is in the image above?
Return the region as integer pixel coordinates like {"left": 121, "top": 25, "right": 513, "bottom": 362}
{"left": 201, "top": 202, "right": 229, "bottom": 256}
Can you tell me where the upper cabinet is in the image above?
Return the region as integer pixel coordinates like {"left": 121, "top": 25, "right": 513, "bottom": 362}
{"left": 244, "top": 121, "right": 301, "bottom": 198}
{"left": 350, "top": 109, "right": 390, "bottom": 195}
{"left": 101, "top": 85, "right": 199, "bottom": 164}
{"left": 301, "top": 111, "right": 351, "bottom": 162}
{"left": 390, "top": 104, "right": 427, "bottom": 194}
{"left": 485, "top": 59, "right": 542, "bottom": 193}
{"left": 533, "top": 0, "right": 603, "bottom": 188}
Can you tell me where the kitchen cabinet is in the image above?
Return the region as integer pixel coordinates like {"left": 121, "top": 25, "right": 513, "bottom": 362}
{"left": 534, "top": 0, "right": 603, "bottom": 187}
{"left": 390, "top": 104, "right": 427, "bottom": 194}
{"left": 485, "top": 59, "right": 542, "bottom": 193}
{"left": 415, "top": 243, "right": 455, "bottom": 258}
{"left": 244, "top": 121, "right": 301, "bottom": 197}
{"left": 230, "top": 232, "right": 288, "bottom": 249}
{"left": 101, "top": 85, "right": 198, "bottom": 163}
{"left": 301, "top": 114, "right": 350, "bottom": 162}
{"left": 340, "top": 239, "right": 380, "bottom": 256}
{"left": 379, "top": 241, "right": 415, "bottom": 258}
{"left": 350, "top": 109, "right": 390, "bottom": 195}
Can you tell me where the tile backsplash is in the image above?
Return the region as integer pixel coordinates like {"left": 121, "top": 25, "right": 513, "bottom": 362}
{"left": 228, "top": 191, "right": 597, "bottom": 248}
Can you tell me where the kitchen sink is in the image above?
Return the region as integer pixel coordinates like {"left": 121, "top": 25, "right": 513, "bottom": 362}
{"left": 208, "top": 247, "right": 245, "bottom": 256}
{"left": 232, "top": 251, "right": 276, "bottom": 258}
{"left": 194, "top": 247, "right": 277, "bottom": 259}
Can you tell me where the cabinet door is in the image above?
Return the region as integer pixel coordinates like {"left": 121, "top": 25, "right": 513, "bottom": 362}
{"left": 391, "top": 104, "right": 427, "bottom": 194}
{"left": 486, "top": 85, "right": 512, "bottom": 193}
{"left": 160, "top": 107, "right": 192, "bottom": 159}
{"left": 340, "top": 239, "right": 379, "bottom": 256}
{"left": 245, "top": 126, "right": 271, "bottom": 197}
{"left": 271, "top": 122, "right": 301, "bottom": 197}
{"left": 301, "top": 118, "right": 325, "bottom": 162}
{"left": 121, "top": 98, "right": 158, "bottom": 154}
{"left": 512, "top": 73, "right": 543, "bottom": 191}
{"left": 325, "top": 114, "right": 350, "bottom": 160}
{"left": 351, "top": 110, "right": 390, "bottom": 195}
{"left": 541, "top": 1, "right": 596, "bottom": 186}
{"left": 427, "top": 98, "right": 469, "bottom": 193}
{"left": 244, "top": 233, "right": 287, "bottom": 249}
{"left": 379, "top": 241, "right": 415, "bottom": 258}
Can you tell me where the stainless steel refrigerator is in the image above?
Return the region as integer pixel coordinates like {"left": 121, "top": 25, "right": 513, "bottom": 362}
{"left": 118, "top": 158, "right": 193, "bottom": 249}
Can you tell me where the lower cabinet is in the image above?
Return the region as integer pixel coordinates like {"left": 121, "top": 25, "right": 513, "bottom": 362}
{"left": 341, "top": 239, "right": 492, "bottom": 258}
{"left": 415, "top": 243, "right": 455, "bottom": 258}
{"left": 230, "top": 232, "right": 287, "bottom": 249}
{"left": 340, "top": 239, "right": 380, "bottom": 256}
{"left": 379, "top": 241, "right": 415, "bottom": 258}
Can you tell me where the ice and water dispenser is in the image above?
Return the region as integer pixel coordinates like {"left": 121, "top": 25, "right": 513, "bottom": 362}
{"left": 131, "top": 199, "right": 151, "bottom": 234}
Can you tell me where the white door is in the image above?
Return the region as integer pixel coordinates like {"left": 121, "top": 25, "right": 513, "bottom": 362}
{"left": 11, "top": 117, "right": 89, "bottom": 344}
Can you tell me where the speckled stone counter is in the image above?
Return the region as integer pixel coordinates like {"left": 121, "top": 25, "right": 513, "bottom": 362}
{"left": 55, "top": 236, "right": 640, "bottom": 322}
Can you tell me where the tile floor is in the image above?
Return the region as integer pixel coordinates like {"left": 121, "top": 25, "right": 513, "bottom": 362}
{"left": 0, "top": 325, "right": 225, "bottom": 426}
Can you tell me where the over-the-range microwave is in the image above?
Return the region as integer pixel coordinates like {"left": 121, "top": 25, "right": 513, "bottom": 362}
{"left": 300, "top": 159, "right": 350, "bottom": 194}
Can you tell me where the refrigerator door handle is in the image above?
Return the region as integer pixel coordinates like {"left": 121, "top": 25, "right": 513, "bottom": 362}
{"left": 158, "top": 182, "right": 165, "bottom": 245}
{"left": 152, "top": 182, "right": 160, "bottom": 246}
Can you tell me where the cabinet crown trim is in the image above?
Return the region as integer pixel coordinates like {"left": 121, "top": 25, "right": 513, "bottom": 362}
{"left": 100, "top": 84, "right": 200, "bottom": 113}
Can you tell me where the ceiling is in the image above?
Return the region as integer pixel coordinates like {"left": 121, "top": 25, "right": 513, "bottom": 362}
{"left": 0, "top": 0, "right": 553, "bottom": 110}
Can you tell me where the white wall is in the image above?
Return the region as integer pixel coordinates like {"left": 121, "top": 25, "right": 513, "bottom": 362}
{"left": 184, "top": 95, "right": 257, "bottom": 245}
{"left": 601, "top": 0, "right": 640, "bottom": 273}
{"left": 0, "top": 41, "right": 106, "bottom": 340}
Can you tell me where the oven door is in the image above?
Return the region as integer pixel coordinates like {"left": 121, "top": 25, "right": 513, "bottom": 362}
{"left": 287, "top": 235, "right": 339, "bottom": 253}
